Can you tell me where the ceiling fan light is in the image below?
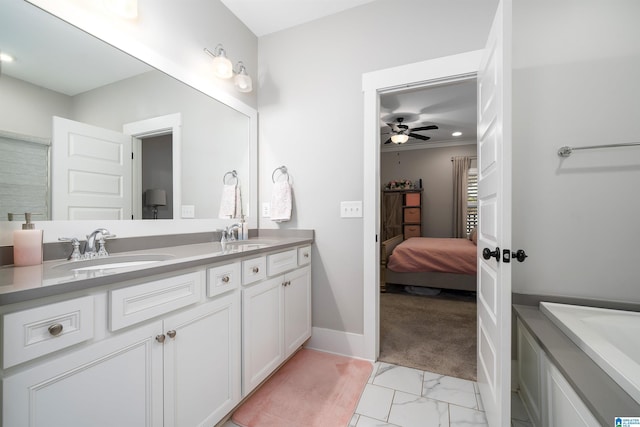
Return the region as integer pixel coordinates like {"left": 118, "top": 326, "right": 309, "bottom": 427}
{"left": 391, "top": 134, "right": 409, "bottom": 144}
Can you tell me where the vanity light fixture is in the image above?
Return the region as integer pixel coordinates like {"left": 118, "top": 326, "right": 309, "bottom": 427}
{"left": 452, "top": 131, "right": 462, "bottom": 137}
{"left": 234, "top": 61, "right": 253, "bottom": 93}
{"left": 204, "top": 45, "right": 233, "bottom": 79}
{"left": 103, "top": 0, "right": 138, "bottom": 19}
{"left": 390, "top": 134, "right": 409, "bottom": 144}
{"left": 204, "top": 46, "right": 253, "bottom": 93}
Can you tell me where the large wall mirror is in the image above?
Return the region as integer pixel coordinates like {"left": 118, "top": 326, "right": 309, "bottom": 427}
{"left": 0, "top": 1, "right": 253, "bottom": 227}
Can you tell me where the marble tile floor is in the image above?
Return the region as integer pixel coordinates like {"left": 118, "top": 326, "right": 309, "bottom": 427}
{"left": 222, "top": 361, "right": 532, "bottom": 427}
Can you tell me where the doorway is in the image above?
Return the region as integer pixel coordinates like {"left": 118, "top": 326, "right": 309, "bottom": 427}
{"left": 377, "top": 77, "right": 479, "bottom": 381}
{"left": 362, "top": 50, "right": 484, "bottom": 361}
{"left": 140, "top": 133, "right": 174, "bottom": 219}
{"left": 124, "top": 113, "right": 182, "bottom": 220}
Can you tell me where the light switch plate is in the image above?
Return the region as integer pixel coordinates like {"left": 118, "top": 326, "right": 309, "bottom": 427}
{"left": 340, "top": 201, "right": 362, "bottom": 218}
{"left": 181, "top": 205, "right": 195, "bottom": 218}
{"left": 262, "top": 202, "right": 271, "bottom": 217}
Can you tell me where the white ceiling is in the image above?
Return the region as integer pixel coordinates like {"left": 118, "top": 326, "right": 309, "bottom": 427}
{"left": 380, "top": 80, "right": 477, "bottom": 150}
{"left": 0, "top": 1, "right": 151, "bottom": 96}
{"left": 220, "top": 0, "right": 377, "bottom": 37}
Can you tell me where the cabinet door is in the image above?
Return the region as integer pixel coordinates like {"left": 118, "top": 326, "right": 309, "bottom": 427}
{"left": 3, "top": 321, "right": 163, "bottom": 427}
{"left": 284, "top": 266, "right": 311, "bottom": 358}
{"left": 242, "top": 276, "right": 284, "bottom": 395}
{"left": 163, "top": 292, "right": 241, "bottom": 427}
{"left": 517, "top": 319, "right": 543, "bottom": 426}
{"left": 544, "top": 357, "right": 599, "bottom": 427}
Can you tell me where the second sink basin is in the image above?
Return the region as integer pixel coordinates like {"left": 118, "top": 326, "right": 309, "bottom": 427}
{"left": 52, "top": 253, "right": 175, "bottom": 273}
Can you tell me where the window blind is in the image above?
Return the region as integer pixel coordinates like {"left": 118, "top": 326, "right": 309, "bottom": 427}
{"left": 0, "top": 132, "right": 50, "bottom": 221}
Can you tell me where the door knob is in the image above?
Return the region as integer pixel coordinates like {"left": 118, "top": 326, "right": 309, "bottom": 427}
{"left": 482, "top": 247, "right": 500, "bottom": 262}
{"left": 512, "top": 249, "right": 528, "bottom": 262}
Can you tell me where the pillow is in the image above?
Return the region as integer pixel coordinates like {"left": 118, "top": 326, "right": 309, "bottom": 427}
{"left": 469, "top": 227, "right": 477, "bottom": 245}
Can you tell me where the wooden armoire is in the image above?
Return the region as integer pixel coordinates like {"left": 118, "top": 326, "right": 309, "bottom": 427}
{"left": 382, "top": 189, "right": 423, "bottom": 241}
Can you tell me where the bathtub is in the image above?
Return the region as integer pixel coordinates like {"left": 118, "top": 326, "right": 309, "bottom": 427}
{"left": 540, "top": 302, "right": 640, "bottom": 404}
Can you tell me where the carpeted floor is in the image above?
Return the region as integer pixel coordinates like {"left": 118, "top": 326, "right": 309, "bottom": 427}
{"left": 379, "top": 285, "right": 477, "bottom": 381}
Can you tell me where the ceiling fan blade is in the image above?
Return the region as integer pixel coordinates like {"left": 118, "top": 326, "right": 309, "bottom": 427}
{"left": 411, "top": 125, "right": 438, "bottom": 132}
{"left": 384, "top": 138, "right": 392, "bottom": 144}
{"left": 409, "top": 133, "right": 430, "bottom": 141}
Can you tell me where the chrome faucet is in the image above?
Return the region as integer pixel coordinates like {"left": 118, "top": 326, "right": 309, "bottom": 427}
{"left": 227, "top": 223, "right": 241, "bottom": 241}
{"left": 85, "top": 228, "right": 112, "bottom": 256}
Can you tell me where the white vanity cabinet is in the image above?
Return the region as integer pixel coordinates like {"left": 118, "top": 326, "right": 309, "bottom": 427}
{"left": 2, "top": 262, "right": 242, "bottom": 427}
{"left": 242, "top": 246, "right": 312, "bottom": 395}
{"left": 517, "top": 319, "right": 599, "bottom": 427}
{"left": 3, "top": 319, "right": 165, "bottom": 427}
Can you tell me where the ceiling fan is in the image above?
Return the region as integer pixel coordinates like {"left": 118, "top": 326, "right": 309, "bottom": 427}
{"left": 383, "top": 117, "right": 438, "bottom": 144}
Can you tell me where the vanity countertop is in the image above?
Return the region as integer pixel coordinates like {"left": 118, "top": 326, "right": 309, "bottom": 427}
{"left": 0, "top": 236, "right": 312, "bottom": 306}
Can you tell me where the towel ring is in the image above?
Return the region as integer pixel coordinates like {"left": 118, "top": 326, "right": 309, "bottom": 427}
{"left": 223, "top": 170, "right": 238, "bottom": 185}
{"left": 272, "top": 166, "right": 290, "bottom": 183}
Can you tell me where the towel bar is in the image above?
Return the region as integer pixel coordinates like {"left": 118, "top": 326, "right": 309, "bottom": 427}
{"left": 223, "top": 170, "right": 238, "bottom": 184}
{"left": 272, "top": 166, "right": 290, "bottom": 183}
{"left": 558, "top": 142, "right": 640, "bottom": 157}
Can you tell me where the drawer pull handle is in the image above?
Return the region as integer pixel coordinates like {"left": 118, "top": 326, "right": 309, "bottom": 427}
{"left": 303, "top": 253, "right": 309, "bottom": 258}
{"left": 167, "top": 330, "right": 177, "bottom": 339}
{"left": 252, "top": 266, "right": 259, "bottom": 273}
{"left": 156, "top": 334, "right": 166, "bottom": 343}
{"left": 222, "top": 275, "right": 230, "bottom": 283}
{"left": 48, "top": 323, "right": 64, "bottom": 337}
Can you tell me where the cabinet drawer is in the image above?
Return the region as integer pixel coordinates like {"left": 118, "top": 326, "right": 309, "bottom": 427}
{"left": 3, "top": 296, "right": 94, "bottom": 368}
{"left": 405, "top": 192, "right": 421, "bottom": 206}
{"left": 207, "top": 261, "right": 241, "bottom": 297}
{"left": 242, "top": 256, "right": 266, "bottom": 285}
{"left": 297, "top": 246, "right": 311, "bottom": 266}
{"left": 267, "top": 249, "right": 297, "bottom": 276}
{"left": 404, "top": 225, "right": 421, "bottom": 238}
{"left": 403, "top": 208, "right": 421, "bottom": 223}
{"left": 110, "top": 272, "right": 202, "bottom": 331}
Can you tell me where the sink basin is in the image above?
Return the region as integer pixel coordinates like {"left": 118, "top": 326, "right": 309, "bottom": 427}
{"left": 52, "top": 253, "right": 175, "bottom": 272}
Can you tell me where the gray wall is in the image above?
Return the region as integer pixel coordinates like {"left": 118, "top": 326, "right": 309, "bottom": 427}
{"left": 512, "top": 0, "right": 640, "bottom": 303}
{"left": 258, "top": 0, "right": 498, "bottom": 334}
{"left": 381, "top": 144, "right": 477, "bottom": 237}
{"left": 0, "top": 75, "right": 71, "bottom": 138}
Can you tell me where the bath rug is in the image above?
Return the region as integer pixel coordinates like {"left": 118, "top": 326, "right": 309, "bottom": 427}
{"left": 232, "top": 348, "right": 372, "bottom": 427}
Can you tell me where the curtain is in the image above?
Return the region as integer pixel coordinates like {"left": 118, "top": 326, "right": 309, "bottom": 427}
{"left": 452, "top": 156, "right": 472, "bottom": 238}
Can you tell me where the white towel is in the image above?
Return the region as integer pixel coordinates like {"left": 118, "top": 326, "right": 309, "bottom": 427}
{"left": 219, "top": 184, "right": 238, "bottom": 218}
{"left": 270, "top": 181, "right": 292, "bottom": 222}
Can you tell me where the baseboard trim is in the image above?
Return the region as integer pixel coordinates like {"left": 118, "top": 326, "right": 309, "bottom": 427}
{"left": 305, "top": 327, "right": 371, "bottom": 361}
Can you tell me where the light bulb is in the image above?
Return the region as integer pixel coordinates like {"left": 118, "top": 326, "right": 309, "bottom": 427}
{"left": 212, "top": 55, "right": 233, "bottom": 79}
{"left": 391, "top": 134, "right": 409, "bottom": 144}
{"left": 234, "top": 62, "right": 252, "bottom": 92}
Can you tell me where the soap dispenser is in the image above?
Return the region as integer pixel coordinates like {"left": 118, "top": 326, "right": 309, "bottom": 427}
{"left": 240, "top": 215, "right": 248, "bottom": 240}
{"left": 13, "top": 213, "right": 43, "bottom": 266}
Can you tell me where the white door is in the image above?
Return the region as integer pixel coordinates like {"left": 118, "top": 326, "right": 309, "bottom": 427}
{"left": 52, "top": 116, "right": 132, "bottom": 220}
{"left": 476, "top": 1, "right": 512, "bottom": 426}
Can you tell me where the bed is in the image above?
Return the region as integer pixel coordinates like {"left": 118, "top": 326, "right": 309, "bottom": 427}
{"left": 380, "top": 234, "right": 477, "bottom": 292}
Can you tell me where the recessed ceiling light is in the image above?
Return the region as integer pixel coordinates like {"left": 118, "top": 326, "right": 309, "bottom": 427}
{"left": 0, "top": 53, "right": 14, "bottom": 63}
{"left": 452, "top": 131, "right": 462, "bottom": 137}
